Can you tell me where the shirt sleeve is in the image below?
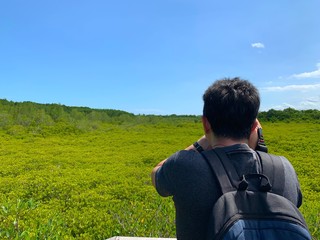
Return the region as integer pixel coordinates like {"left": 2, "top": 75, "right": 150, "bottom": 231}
{"left": 155, "top": 152, "right": 180, "bottom": 197}
{"left": 281, "top": 156, "right": 303, "bottom": 208}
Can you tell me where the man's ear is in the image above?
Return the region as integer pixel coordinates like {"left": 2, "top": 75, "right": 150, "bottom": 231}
{"left": 202, "top": 116, "right": 212, "bottom": 134}
{"left": 251, "top": 118, "right": 260, "bottom": 132}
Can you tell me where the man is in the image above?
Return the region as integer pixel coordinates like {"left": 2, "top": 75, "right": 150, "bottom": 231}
{"left": 151, "top": 77, "right": 302, "bottom": 239}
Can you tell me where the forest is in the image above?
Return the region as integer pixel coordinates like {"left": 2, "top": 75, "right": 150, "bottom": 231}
{"left": 0, "top": 99, "right": 319, "bottom": 239}
{"left": 0, "top": 99, "right": 319, "bottom": 130}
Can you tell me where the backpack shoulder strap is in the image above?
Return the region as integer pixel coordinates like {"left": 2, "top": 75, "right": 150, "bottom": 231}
{"left": 201, "top": 148, "right": 239, "bottom": 194}
{"left": 256, "top": 151, "right": 285, "bottom": 195}
{"left": 203, "top": 148, "right": 286, "bottom": 195}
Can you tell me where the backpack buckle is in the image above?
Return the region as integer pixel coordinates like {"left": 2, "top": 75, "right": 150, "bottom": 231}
{"left": 238, "top": 175, "right": 249, "bottom": 190}
{"left": 238, "top": 174, "right": 272, "bottom": 192}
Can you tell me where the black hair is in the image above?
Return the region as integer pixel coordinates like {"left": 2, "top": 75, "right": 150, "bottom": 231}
{"left": 203, "top": 77, "right": 260, "bottom": 139}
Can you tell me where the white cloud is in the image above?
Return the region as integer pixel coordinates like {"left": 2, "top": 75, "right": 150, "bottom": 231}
{"left": 261, "top": 83, "right": 320, "bottom": 92}
{"left": 274, "top": 103, "right": 296, "bottom": 110}
{"left": 291, "top": 63, "right": 320, "bottom": 79}
{"left": 251, "top": 42, "right": 265, "bottom": 48}
{"left": 296, "top": 97, "right": 320, "bottom": 110}
{"left": 264, "top": 99, "right": 320, "bottom": 111}
{"left": 305, "top": 96, "right": 320, "bottom": 103}
{"left": 300, "top": 102, "right": 319, "bottom": 109}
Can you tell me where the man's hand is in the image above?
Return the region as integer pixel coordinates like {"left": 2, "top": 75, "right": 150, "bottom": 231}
{"left": 248, "top": 119, "right": 262, "bottom": 150}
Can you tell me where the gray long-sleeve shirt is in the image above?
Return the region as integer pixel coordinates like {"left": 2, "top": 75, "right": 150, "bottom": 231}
{"left": 155, "top": 144, "right": 302, "bottom": 240}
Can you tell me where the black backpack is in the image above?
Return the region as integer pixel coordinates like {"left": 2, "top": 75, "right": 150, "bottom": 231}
{"left": 201, "top": 148, "right": 312, "bottom": 240}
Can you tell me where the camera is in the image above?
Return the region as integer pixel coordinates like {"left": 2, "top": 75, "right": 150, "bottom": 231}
{"left": 255, "top": 128, "right": 268, "bottom": 153}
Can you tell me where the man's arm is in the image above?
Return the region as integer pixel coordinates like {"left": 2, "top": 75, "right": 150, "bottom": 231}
{"left": 151, "top": 159, "right": 167, "bottom": 188}
{"left": 151, "top": 135, "right": 211, "bottom": 188}
{"left": 151, "top": 119, "right": 263, "bottom": 189}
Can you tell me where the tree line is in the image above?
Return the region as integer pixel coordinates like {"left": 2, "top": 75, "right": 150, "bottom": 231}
{"left": 0, "top": 99, "right": 134, "bottom": 127}
{"left": 0, "top": 99, "right": 319, "bottom": 132}
{"left": 0, "top": 99, "right": 200, "bottom": 135}
{"left": 258, "top": 107, "right": 320, "bottom": 123}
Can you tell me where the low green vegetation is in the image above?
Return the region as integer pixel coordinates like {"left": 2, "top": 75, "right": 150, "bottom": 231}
{"left": 262, "top": 122, "right": 320, "bottom": 239}
{"left": 0, "top": 99, "right": 319, "bottom": 239}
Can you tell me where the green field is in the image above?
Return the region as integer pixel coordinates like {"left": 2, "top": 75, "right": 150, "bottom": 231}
{"left": 0, "top": 116, "right": 319, "bottom": 239}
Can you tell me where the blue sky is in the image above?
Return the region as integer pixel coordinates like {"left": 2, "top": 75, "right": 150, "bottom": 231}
{"left": 1, "top": 1, "right": 319, "bottom": 115}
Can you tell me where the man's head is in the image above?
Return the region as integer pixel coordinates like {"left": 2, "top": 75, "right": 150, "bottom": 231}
{"left": 203, "top": 77, "right": 260, "bottom": 140}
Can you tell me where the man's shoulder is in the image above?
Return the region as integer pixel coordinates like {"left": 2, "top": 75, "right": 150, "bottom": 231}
{"left": 256, "top": 151, "right": 292, "bottom": 167}
{"left": 165, "top": 150, "right": 204, "bottom": 167}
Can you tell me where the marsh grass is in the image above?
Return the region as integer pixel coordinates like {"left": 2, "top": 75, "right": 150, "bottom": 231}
{"left": 0, "top": 121, "right": 319, "bottom": 239}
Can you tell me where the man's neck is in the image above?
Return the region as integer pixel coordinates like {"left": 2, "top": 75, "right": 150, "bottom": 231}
{"left": 211, "top": 137, "right": 248, "bottom": 149}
